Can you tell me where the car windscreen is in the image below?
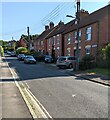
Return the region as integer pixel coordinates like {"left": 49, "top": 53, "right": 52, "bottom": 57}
{"left": 26, "top": 56, "right": 33, "bottom": 59}
{"left": 20, "top": 54, "right": 25, "bottom": 57}
{"left": 45, "top": 56, "right": 52, "bottom": 58}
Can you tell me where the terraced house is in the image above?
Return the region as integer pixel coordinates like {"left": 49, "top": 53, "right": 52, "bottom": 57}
{"left": 63, "top": 5, "right": 110, "bottom": 60}
{"left": 34, "top": 22, "right": 56, "bottom": 54}
{"left": 34, "top": 4, "right": 110, "bottom": 61}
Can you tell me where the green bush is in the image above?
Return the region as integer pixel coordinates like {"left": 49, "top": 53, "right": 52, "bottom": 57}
{"left": 0, "top": 46, "right": 4, "bottom": 56}
{"left": 79, "top": 55, "right": 96, "bottom": 70}
{"left": 97, "top": 43, "right": 110, "bottom": 68}
{"left": 16, "top": 47, "right": 28, "bottom": 55}
{"left": 33, "top": 52, "right": 45, "bottom": 61}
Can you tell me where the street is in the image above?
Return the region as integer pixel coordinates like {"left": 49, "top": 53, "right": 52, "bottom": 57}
{"left": 1, "top": 55, "right": 109, "bottom": 118}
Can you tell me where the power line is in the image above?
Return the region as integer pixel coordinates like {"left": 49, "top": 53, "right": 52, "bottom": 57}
{"left": 1, "top": 2, "right": 76, "bottom": 38}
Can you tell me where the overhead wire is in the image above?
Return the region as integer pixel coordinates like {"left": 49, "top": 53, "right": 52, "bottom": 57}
{"left": 1, "top": 2, "right": 76, "bottom": 38}
{"left": 41, "top": 2, "right": 75, "bottom": 25}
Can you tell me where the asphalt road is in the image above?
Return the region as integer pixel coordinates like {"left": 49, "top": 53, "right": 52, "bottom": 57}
{"left": 5, "top": 56, "right": 109, "bottom": 118}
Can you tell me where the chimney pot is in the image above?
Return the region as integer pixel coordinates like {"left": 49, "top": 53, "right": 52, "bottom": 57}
{"left": 45, "top": 25, "right": 49, "bottom": 30}
{"left": 49, "top": 22, "right": 54, "bottom": 29}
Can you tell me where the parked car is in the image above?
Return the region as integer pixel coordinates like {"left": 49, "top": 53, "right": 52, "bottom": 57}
{"left": 44, "top": 55, "right": 54, "bottom": 63}
{"left": 56, "top": 56, "right": 76, "bottom": 69}
{"left": 24, "top": 55, "right": 36, "bottom": 64}
{"left": 10, "top": 51, "right": 16, "bottom": 57}
{"left": 18, "top": 54, "right": 25, "bottom": 61}
{"left": 7, "top": 50, "right": 11, "bottom": 55}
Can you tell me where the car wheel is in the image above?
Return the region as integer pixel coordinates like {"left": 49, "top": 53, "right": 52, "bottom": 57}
{"left": 69, "top": 64, "right": 73, "bottom": 69}
{"left": 58, "top": 66, "right": 62, "bottom": 69}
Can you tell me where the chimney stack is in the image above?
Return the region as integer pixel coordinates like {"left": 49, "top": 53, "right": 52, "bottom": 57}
{"left": 49, "top": 22, "right": 54, "bottom": 29}
{"left": 58, "top": 20, "right": 64, "bottom": 26}
{"left": 45, "top": 25, "right": 49, "bottom": 30}
{"left": 76, "top": 9, "right": 89, "bottom": 20}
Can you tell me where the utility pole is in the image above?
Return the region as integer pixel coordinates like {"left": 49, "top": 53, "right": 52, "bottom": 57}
{"left": 75, "top": 0, "right": 80, "bottom": 71}
{"left": 27, "top": 26, "right": 30, "bottom": 51}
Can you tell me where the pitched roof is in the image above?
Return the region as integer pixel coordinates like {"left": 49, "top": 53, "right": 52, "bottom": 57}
{"left": 46, "top": 20, "right": 75, "bottom": 39}
{"left": 63, "top": 5, "right": 109, "bottom": 34}
{"left": 35, "top": 27, "right": 56, "bottom": 41}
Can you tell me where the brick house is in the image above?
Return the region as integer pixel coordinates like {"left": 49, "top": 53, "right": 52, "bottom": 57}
{"left": 34, "top": 5, "right": 109, "bottom": 61}
{"left": 34, "top": 22, "right": 56, "bottom": 54}
{"left": 63, "top": 5, "right": 110, "bottom": 60}
{"left": 45, "top": 20, "right": 76, "bottom": 58}
{"left": 19, "top": 36, "right": 28, "bottom": 48}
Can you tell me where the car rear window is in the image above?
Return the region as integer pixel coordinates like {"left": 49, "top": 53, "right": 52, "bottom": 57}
{"left": 58, "top": 57, "right": 66, "bottom": 61}
{"left": 68, "top": 57, "right": 76, "bottom": 60}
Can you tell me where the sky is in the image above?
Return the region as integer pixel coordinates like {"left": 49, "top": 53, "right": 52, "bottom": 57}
{"left": 1, "top": 0, "right": 110, "bottom": 41}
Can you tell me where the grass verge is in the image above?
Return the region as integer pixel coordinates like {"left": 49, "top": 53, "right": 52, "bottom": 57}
{"left": 85, "top": 68, "right": 109, "bottom": 77}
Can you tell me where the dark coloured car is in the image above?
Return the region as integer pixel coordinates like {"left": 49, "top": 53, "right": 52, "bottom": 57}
{"left": 44, "top": 55, "right": 54, "bottom": 63}
{"left": 18, "top": 54, "right": 25, "bottom": 61}
{"left": 24, "top": 55, "right": 36, "bottom": 64}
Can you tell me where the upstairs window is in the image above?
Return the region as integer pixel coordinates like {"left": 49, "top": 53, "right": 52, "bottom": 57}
{"left": 67, "top": 34, "right": 71, "bottom": 44}
{"left": 52, "top": 36, "right": 55, "bottom": 45}
{"left": 74, "top": 30, "right": 81, "bottom": 43}
{"left": 41, "top": 41, "right": 43, "bottom": 45}
{"left": 48, "top": 38, "right": 51, "bottom": 46}
{"left": 79, "top": 30, "right": 82, "bottom": 41}
{"left": 57, "top": 34, "right": 60, "bottom": 44}
{"left": 86, "top": 27, "right": 92, "bottom": 41}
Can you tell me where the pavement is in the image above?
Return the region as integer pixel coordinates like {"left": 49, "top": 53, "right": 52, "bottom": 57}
{"left": 67, "top": 70, "right": 110, "bottom": 87}
{"left": 0, "top": 56, "right": 33, "bottom": 119}
{"left": 48, "top": 63, "right": 110, "bottom": 87}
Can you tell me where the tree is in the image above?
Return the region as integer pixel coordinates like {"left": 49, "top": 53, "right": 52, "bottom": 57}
{"left": 97, "top": 43, "right": 110, "bottom": 68}
{"left": 16, "top": 47, "right": 28, "bottom": 55}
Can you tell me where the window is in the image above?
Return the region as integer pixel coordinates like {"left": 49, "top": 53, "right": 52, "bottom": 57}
{"left": 38, "top": 41, "right": 40, "bottom": 45}
{"left": 57, "top": 34, "right": 60, "bottom": 44}
{"left": 86, "top": 47, "right": 91, "bottom": 55}
{"left": 67, "top": 48, "right": 70, "bottom": 56}
{"left": 74, "top": 31, "right": 77, "bottom": 42}
{"left": 74, "top": 30, "right": 81, "bottom": 43}
{"left": 79, "top": 30, "right": 82, "bottom": 41}
{"left": 57, "top": 47, "right": 60, "bottom": 57}
{"left": 86, "top": 27, "right": 92, "bottom": 41}
{"left": 41, "top": 41, "right": 43, "bottom": 45}
{"left": 67, "top": 34, "right": 71, "bottom": 44}
{"left": 53, "top": 36, "right": 56, "bottom": 45}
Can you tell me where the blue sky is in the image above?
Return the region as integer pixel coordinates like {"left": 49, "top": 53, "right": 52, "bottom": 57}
{"left": 1, "top": 0, "right": 109, "bottom": 41}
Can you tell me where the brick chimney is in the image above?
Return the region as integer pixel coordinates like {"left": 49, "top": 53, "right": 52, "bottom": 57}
{"left": 58, "top": 20, "right": 64, "bottom": 26}
{"left": 49, "top": 22, "right": 54, "bottom": 29}
{"left": 77, "top": 9, "right": 89, "bottom": 20}
{"left": 45, "top": 25, "right": 49, "bottom": 30}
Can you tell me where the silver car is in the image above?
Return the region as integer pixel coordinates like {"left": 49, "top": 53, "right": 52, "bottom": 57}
{"left": 56, "top": 56, "right": 76, "bottom": 69}
{"left": 24, "top": 55, "right": 36, "bottom": 64}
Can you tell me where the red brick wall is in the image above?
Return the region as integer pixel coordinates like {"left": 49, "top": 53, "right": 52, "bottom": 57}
{"left": 46, "top": 34, "right": 62, "bottom": 58}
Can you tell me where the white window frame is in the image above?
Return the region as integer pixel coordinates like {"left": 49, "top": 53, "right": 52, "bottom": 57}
{"left": 57, "top": 34, "right": 60, "bottom": 44}
{"left": 86, "top": 26, "right": 92, "bottom": 41}
{"left": 67, "top": 34, "right": 71, "bottom": 44}
{"left": 74, "top": 30, "right": 81, "bottom": 43}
